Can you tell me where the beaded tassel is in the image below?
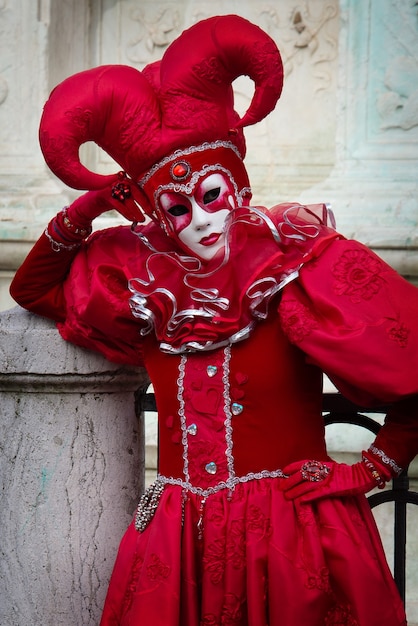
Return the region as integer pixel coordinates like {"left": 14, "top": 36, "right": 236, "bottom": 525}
{"left": 134, "top": 480, "right": 165, "bottom": 532}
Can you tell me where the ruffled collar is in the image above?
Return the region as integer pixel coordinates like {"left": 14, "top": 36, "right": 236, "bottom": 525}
{"left": 126, "top": 204, "right": 339, "bottom": 353}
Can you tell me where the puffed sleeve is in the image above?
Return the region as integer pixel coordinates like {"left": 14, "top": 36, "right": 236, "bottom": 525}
{"left": 56, "top": 226, "right": 147, "bottom": 365}
{"left": 278, "top": 237, "right": 418, "bottom": 472}
{"left": 11, "top": 224, "right": 147, "bottom": 366}
{"left": 10, "top": 228, "right": 78, "bottom": 323}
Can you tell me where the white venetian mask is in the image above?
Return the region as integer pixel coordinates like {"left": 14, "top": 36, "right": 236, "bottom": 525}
{"left": 158, "top": 172, "right": 236, "bottom": 261}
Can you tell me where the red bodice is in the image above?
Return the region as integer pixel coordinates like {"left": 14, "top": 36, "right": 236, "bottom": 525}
{"left": 143, "top": 315, "right": 327, "bottom": 485}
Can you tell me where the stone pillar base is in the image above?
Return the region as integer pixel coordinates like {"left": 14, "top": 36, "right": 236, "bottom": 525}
{"left": 0, "top": 307, "right": 148, "bottom": 625}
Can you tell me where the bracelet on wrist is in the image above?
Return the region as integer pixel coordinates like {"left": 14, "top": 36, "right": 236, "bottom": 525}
{"left": 362, "top": 455, "right": 386, "bottom": 489}
{"left": 45, "top": 226, "right": 81, "bottom": 252}
{"left": 368, "top": 444, "right": 402, "bottom": 477}
{"left": 60, "top": 206, "right": 92, "bottom": 239}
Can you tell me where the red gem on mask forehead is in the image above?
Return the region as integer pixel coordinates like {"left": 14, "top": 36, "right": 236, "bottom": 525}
{"left": 171, "top": 160, "right": 191, "bottom": 181}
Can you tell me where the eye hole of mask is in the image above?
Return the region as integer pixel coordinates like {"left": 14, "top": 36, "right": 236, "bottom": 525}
{"left": 168, "top": 204, "right": 189, "bottom": 217}
{"left": 203, "top": 187, "right": 221, "bottom": 204}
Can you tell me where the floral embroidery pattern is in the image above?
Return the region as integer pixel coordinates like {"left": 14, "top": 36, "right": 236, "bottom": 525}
{"left": 221, "top": 593, "right": 245, "bottom": 625}
{"left": 39, "top": 133, "right": 80, "bottom": 180}
{"left": 279, "top": 299, "right": 318, "bottom": 343}
{"left": 194, "top": 57, "right": 227, "bottom": 84}
{"left": 207, "top": 499, "right": 226, "bottom": 526}
{"left": 247, "top": 505, "right": 272, "bottom": 538}
{"left": 332, "top": 249, "right": 385, "bottom": 303}
{"left": 325, "top": 603, "right": 359, "bottom": 626}
{"left": 164, "top": 94, "right": 221, "bottom": 132}
{"left": 226, "top": 520, "right": 246, "bottom": 570}
{"left": 65, "top": 106, "right": 92, "bottom": 132}
{"left": 296, "top": 504, "right": 317, "bottom": 528}
{"left": 201, "top": 594, "right": 245, "bottom": 626}
{"left": 119, "top": 107, "right": 158, "bottom": 155}
{"left": 387, "top": 321, "right": 410, "bottom": 348}
{"left": 146, "top": 553, "right": 171, "bottom": 582}
{"left": 306, "top": 567, "right": 331, "bottom": 593}
{"left": 201, "top": 615, "right": 218, "bottom": 626}
{"left": 187, "top": 440, "right": 228, "bottom": 487}
{"left": 121, "top": 552, "right": 144, "bottom": 615}
{"left": 250, "top": 41, "right": 284, "bottom": 93}
{"left": 203, "top": 519, "right": 247, "bottom": 584}
{"left": 203, "top": 538, "right": 226, "bottom": 584}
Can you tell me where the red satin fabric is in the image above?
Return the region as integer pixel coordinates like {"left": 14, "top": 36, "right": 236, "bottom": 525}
{"left": 56, "top": 204, "right": 340, "bottom": 358}
{"left": 10, "top": 202, "right": 418, "bottom": 625}
{"left": 144, "top": 317, "right": 329, "bottom": 479}
{"left": 100, "top": 482, "right": 406, "bottom": 626}
{"left": 279, "top": 238, "right": 418, "bottom": 406}
{"left": 99, "top": 318, "right": 409, "bottom": 625}
{"left": 278, "top": 237, "right": 418, "bottom": 471}
{"left": 38, "top": 15, "right": 283, "bottom": 191}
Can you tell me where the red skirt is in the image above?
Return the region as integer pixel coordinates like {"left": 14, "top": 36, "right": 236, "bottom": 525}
{"left": 100, "top": 478, "right": 406, "bottom": 625}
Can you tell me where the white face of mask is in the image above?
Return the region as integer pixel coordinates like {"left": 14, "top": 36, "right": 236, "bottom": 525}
{"left": 159, "top": 173, "right": 236, "bottom": 261}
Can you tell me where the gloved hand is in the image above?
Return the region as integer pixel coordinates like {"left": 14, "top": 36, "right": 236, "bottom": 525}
{"left": 53, "top": 172, "right": 146, "bottom": 241}
{"left": 282, "top": 452, "right": 391, "bottom": 503}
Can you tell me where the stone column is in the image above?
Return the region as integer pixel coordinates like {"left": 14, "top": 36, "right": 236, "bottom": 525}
{"left": 0, "top": 307, "right": 148, "bottom": 625}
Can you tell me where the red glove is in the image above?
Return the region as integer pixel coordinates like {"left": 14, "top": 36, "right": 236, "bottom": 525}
{"left": 53, "top": 172, "right": 146, "bottom": 242}
{"left": 282, "top": 452, "right": 392, "bottom": 503}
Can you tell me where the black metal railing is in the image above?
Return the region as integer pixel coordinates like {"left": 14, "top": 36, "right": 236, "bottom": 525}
{"left": 323, "top": 392, "right": 418, "bottom": 603}
{"left": 141, "top": 389, "right": 418, "bottom": 603}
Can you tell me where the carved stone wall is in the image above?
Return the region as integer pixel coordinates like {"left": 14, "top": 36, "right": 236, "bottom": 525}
{"left": 1, "top": 0, "right": 417, "bottom": 312}
{"left": 299, "top": 0, "right": 418, "bottom": 249}
{"left": 87, "top": 0, "right": 341, "bottom": 203}
{"left": 0, "top": 0, "right": 92, "bottom": 310}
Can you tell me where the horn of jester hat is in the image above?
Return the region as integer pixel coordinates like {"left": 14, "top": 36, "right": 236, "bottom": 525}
{"left": 39, "top": 14, "right": 284, "bottom": 217}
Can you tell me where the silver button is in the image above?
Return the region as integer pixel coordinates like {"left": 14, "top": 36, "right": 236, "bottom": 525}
{"left": 231, "top": 402, "right": 244, "bottom": 415}
{"left": 205, "top": 462, "right": 217, "bottom": 475}
{"left": 207, "top": 365, "right": 218, "bottom": 377}
{"left": 187, "top": 423, "right": 197, "bottom": 436}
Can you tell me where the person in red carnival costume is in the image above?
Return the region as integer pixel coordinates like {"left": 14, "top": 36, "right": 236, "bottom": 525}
{"left": 10, "top": 14, "right": 418, "bottom": 626}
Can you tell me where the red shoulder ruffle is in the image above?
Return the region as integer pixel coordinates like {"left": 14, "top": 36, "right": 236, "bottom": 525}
{"left": 58, "top": 203, "right": 339, "bottom": 361}
{"left": 126, "top": 203, "right": 339, "bottom": 353}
